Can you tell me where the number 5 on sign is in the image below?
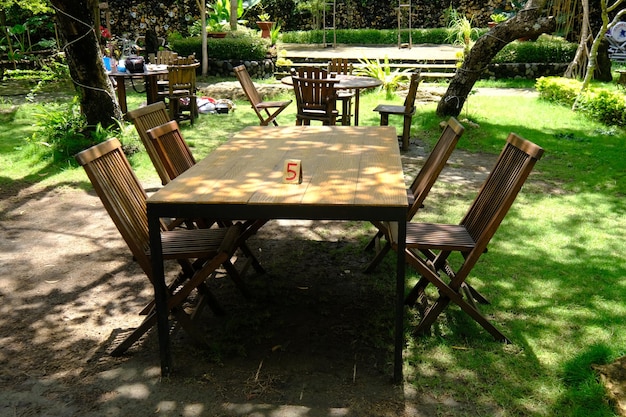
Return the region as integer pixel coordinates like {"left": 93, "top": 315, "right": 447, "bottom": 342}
{"left": 283, "top": 159, "right": 302, "bottom": 184}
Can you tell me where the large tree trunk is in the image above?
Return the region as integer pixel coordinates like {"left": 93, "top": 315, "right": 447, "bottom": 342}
{"left": 51, "top": 0, "right": 122, "bottom": 127}
{"left": 437, "top": 0, "right": 555, "bottom": 117}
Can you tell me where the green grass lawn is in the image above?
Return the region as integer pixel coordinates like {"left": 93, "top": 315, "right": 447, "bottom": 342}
{"left": 2, "top": 78, "right": 626, "bottom": 416}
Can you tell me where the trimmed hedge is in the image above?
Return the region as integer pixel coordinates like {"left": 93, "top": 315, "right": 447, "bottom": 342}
{"left": 283, "top": 28, "right": 455, "bottom": 46}
{"left": 536, "top": 76, "right": 626, "bottom": 126}
{"left": 493, "top": 36, "right": 577, "bottom": 64}
{"left": 169, "top": 35, "right": 271, "bottom": 61}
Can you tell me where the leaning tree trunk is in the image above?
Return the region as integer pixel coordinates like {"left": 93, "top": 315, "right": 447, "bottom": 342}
{"left": 51, "top": 0, "right": 122, "bottom": 127}
{"left": 437, "top": 0, "right": 555, "bottom": 117}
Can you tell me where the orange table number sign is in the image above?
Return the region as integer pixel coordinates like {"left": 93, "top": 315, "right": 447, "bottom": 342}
{"left": 283, "top": 159, "right": 302, "bottom": 184}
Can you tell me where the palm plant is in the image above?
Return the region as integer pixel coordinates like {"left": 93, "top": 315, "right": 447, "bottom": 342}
{"left": 355, "top": 56, "right": 411, "bottom": 99}
{"left": 445, "top": 8, "right": 480, "bottom": 58}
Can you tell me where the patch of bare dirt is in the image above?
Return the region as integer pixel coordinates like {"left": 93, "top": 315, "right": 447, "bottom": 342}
{"left": 0, "top": 136, "right": 498, "bottom": 417}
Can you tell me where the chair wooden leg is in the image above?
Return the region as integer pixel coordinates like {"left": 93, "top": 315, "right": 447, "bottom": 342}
{"left": 363, "top": 240, "right": 392, "bottom": 273}
{"left": 401, "top": 115, "right": 412, "bottom": 151}
{"left": 341, "top": 99, "right": 351, "bottom": 125}
{"left": 364, "top": 230, "right": 385, "bottom": 251}
{"left": 380, "top": 113, "right": 389, "bottom": 126}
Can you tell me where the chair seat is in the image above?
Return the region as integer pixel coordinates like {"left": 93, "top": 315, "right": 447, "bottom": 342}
{"left": 373, "top": 103, "right": 413, "bottom": 115}
{"left": 405, "top": 223, "right": 476, "bottom": 251}
{"left": 337, "top": 90, "right": 355, "bottom": 99}
{"left": 155, "top": 224, "right": 238, "bottom": 259}
{"left": 256, "top": 100, "right": 292, "bottom": 109}
{"left": 373, "top": 72, "right": 421, "bottom": 150}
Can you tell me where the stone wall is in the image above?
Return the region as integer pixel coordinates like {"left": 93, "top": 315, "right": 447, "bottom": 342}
{"left": 484, "top": 63, "right": 570, "bottom": 79}
{"left": 101, "top": 0, "right": 516, "bottom": 40}
{"left": 209, "top": 58, "right": 276, "bottom": 78}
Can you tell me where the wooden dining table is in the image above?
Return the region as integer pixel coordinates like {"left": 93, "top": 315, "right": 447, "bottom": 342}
{"left": 281, "top": 74, "right": 382, "bottom": 125}
{"left": 147, "top": 125, "right": 408, "bottom": 382}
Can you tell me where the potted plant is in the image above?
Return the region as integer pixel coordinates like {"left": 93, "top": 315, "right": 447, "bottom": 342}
{"left": 256, "top": 13, "right": 273, "bottom": 39}
{"left": 488, "top": 13, "right": 508, "bottom": 28}
{"left": 207, "top": 20, "right": 227, "bottom": 38}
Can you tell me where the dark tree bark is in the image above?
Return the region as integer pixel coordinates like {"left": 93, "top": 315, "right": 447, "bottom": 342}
{"left": 51, "top": 0, "right": 122, "bottom": 127}
{"left": 437, "top": 0, "right": 555, "bottom": 117}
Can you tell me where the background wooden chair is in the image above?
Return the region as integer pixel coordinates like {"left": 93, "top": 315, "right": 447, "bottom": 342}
{"left": 234, "top": 65, "right": 292, "bottom": 126}
{"left": 291, "top": 66, "right": 339, "bottom": 126}
{"left": 146, "top": 120, "right": 266, "bottom": 276}
{"left": 364, "top": 117, "right": 464, "bottom": 272}
{"left": 166, "top": 61, "right": 200, "bottom": 125}
{"left": 373, "top": 71, "right": 422, "bottom": 151}
{"left": 389, "top": 133, "right": 544, "bottom": 342}
{"left": 75, "top": 138, "right": 249, "bottom": 355}
{"left": 154, "top": 50, "right": 179, "bottom": 95}
{"left": 126, "top": 102, "right": 172, "bottom": 185}
{"left": 328, "top": 58, "right": 354, "bottom": 125}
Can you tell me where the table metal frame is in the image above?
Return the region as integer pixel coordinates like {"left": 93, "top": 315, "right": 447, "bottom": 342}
{"left": 147, "top": 125, "right": 407, "bottom": 383}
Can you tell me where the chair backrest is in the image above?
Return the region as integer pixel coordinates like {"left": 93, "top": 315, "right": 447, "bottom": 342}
{"left": 403, "top": 71, "right": 422, "bottom": 114}
{"left": 75, "top": 138, "right": 165, "bottom": 282}
{"left": 407, "top": 117, "right": 464, "bottom": 220}
{"left": 172, "top": 55, "right": 196, "bottom": 65}
{"left": 291, "top": 68, "right": 339, "bottom": 114}
{"left": 168, "top": 62, "right": 199, "bottom": 94}
{"left": 234, "top": 65, "right": 263, "bottom": 107}
{"left": 155, "top": 50, "right": 178, "bottom": 65}
{"left": 146, "top": 120, "right": 196, "bottom": 180}
{"left": 328, "top": 58, "right": 353, "bottom": 75}
{"left": 461, "top": 133, "right": 544, "bottom": 257}
{"left": 126, "top": 102, "right": 172, "bottom": 185}
{"left": 291, "top": 66, "right": 327, "bottom": 79}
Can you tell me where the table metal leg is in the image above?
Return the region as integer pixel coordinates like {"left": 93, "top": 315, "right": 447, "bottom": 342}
{"left": 393, "top": 219, "right": 406, "bottom": 383}
{"left": 148, "top": 207, "right": 172, "bottom": 377}
{"left": 353, "top": 90, "right": 361, "bottom": 126}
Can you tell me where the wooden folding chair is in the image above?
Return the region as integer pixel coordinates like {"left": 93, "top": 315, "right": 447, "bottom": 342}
{"left": 328, "top": 58, "right": 354, "bottom": 125}
{"left": 75, "top": 138, "right": 249, "bottom": 355}
{"left": 154, "top": 50, "right": 179, "bottom": 94}
{"left": 127, "top": 102, "right": 172, "bottom": 185}
{"left": 389, "top": 133, "right": 544, "bottom": 342}
{"left": 373, "top": 71, "right": 422, "bottom": 151}
{"left": 291, "top": 67, "right": 340, "bottom": 126}
{"left": 364, "top": 117, "right": 465, "bottom": 272}
{"left": 146, "top": 120, "right": 266, "bottom": 275}
{"left": 167, "top": 61, "right": 200, "bottom": 125}
{"left": 233, "top": 65, "right": 292, "bottom": 126}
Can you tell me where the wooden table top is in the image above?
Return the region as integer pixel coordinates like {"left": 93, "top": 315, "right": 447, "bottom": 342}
{"left": 148, "top": 125, "right": 406, "bottom": 211}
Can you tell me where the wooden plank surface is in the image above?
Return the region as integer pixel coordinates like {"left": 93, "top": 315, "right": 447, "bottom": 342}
{"left": 148, "top": 125, "right": 407, "bottom": 209}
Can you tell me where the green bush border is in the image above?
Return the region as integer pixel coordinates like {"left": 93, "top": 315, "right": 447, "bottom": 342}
{"left": 536, "top": 76, "right": 626, "bottom": 126}
{"left": 169, "top": 34, "right": 270, "bottom": 61}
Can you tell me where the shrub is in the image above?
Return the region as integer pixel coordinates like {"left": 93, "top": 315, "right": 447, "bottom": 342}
{"left": 281, "top": 28, "right": 450, "bottom": 45}
{"left": 169, "top": 34, "right": 270, "bottom": 61}
{"left": 536, "top": 76, "right": 626, "bottom": 126}
{"left": 26, "top": 99, "right": 135, "bottom": 162}
{"left": 493, "top": 35, "right": 577, "bottom": 64}
{"left": 281, "top": 29, "right": 575, "bottom": 64}
{"left": 535, "top": 76, "right": 581, "bottom": 105}
{"left": 577, "top": 90, "right": 626, "bottom": 126}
